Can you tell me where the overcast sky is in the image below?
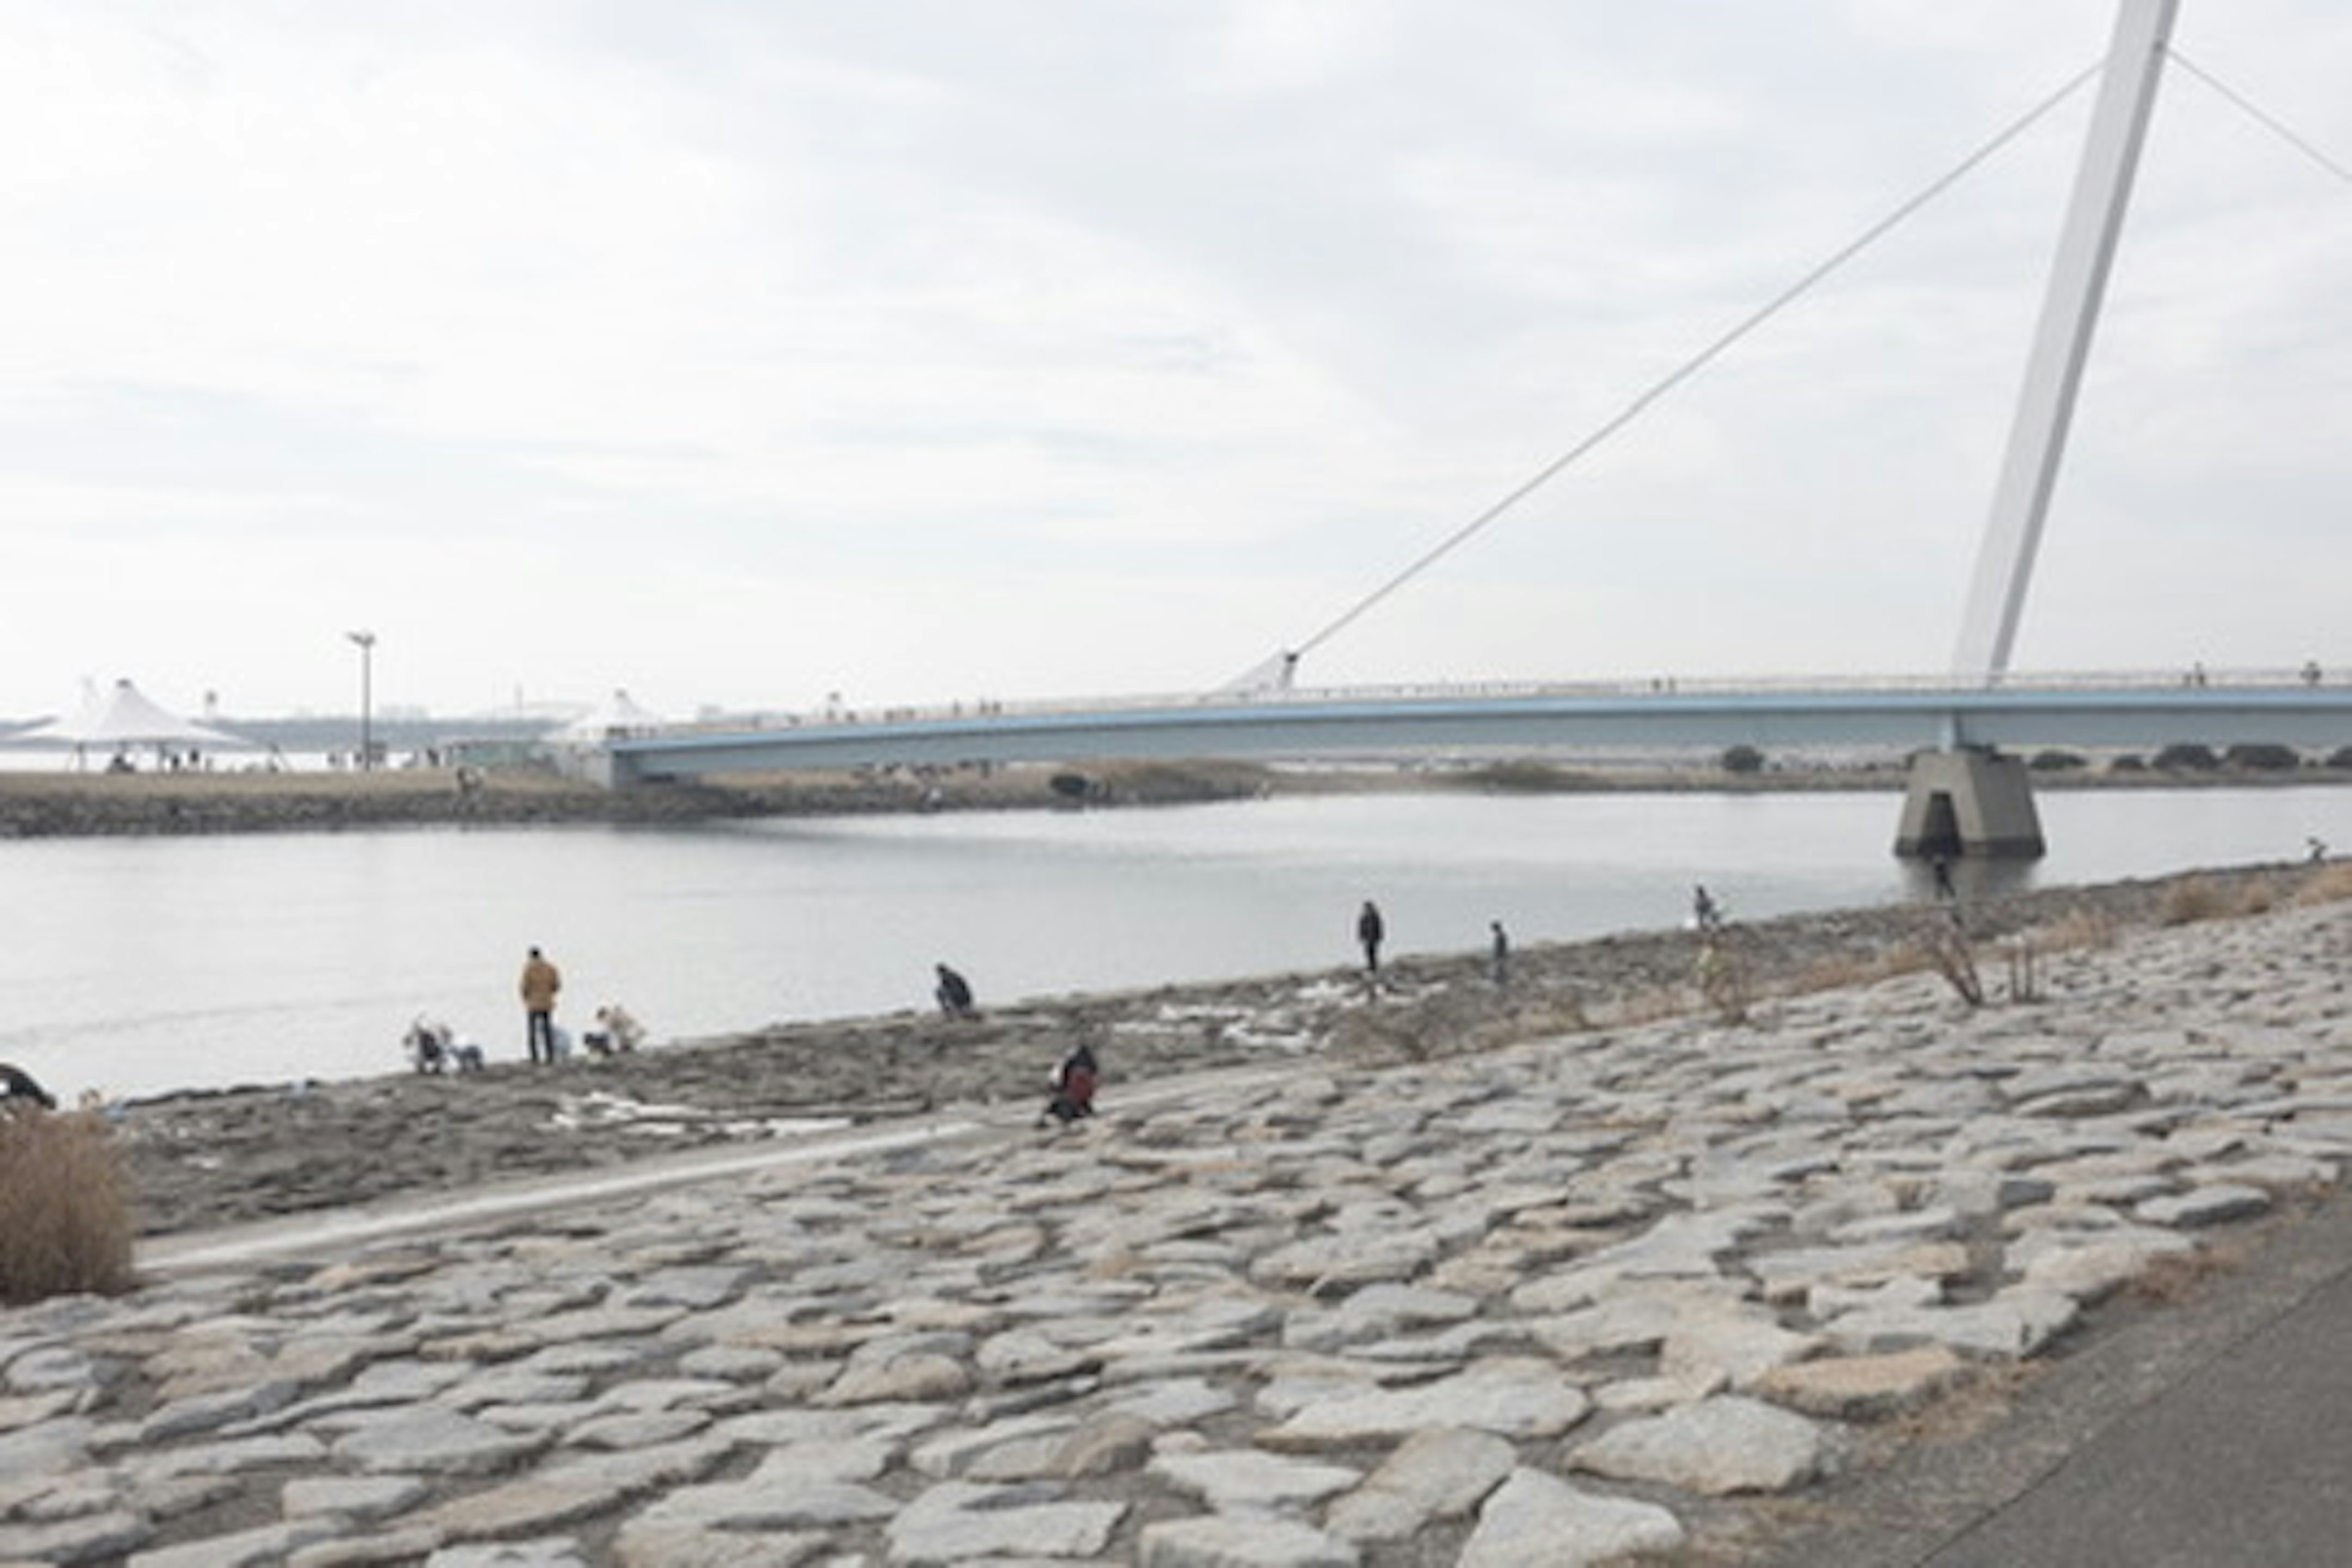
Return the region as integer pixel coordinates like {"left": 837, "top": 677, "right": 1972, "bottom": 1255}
{"left": 3, "top": 1, "right": 2346, "bottom": 722}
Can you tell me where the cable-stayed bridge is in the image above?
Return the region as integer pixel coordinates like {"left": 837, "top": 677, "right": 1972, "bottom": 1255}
{"left": 595, "top": 2, "right": 2346, "bottom": 859}
{"left": 607, "top": 670, "right": 2351, "bottom": 778}
{"left": 598, "top": 668, "right": 2351, "bottom": 854}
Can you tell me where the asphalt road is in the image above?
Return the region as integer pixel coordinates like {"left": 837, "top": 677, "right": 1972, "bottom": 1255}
{"left": 1754, "top": 1185, "right": 2352, "bottom": 1568}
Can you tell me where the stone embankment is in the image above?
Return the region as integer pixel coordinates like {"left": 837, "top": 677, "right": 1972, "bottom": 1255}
{"left": 4, "top": 875, "right": 2348, "bottom": 1566}
{"left": 114, "top": 867, "right": 2241, "bottom": 1239}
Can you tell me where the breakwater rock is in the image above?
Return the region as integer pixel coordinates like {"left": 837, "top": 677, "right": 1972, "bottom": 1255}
{"left": 4, "top": 875, "right": 2348, "bottom": 1565}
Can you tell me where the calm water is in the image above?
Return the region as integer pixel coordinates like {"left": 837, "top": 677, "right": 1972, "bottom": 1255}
{"left": 2, "top": 787, "right": 2339, "bottom": 1103}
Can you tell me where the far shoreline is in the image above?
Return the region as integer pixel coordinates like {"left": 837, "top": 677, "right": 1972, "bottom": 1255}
{"left": 2, "top": 754, "right": 2344, "bottom": 840}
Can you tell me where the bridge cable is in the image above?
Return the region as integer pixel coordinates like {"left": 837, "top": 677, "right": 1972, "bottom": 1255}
{"left": 1273, "top": 58, "right": 2104, "bottom": 676}
{"left": 2165, "top": 48, "right": 2352, "bottom": 189}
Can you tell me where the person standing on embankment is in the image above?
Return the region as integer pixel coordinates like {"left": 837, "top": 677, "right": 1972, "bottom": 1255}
{"left": 519, "top": 946, "right": 562, "bottom": 1065}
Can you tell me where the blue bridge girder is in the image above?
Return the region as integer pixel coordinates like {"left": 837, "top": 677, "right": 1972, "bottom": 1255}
{"left": 602, "top": 670, "right": 2352, "bottom": 782}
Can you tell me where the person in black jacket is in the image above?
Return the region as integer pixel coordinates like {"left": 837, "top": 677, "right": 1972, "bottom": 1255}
{"left": 0, "top": 1062, "right": 57, "bottom": 1114}
{"left": 1039, "top": 1041, "right": 1099, "bottom": 1128}
{"left": 1356, "top": 900, "right": 1385, "bottom": 976}
{"left": 933, "top": 963, "right": 979, "bottom": 1020}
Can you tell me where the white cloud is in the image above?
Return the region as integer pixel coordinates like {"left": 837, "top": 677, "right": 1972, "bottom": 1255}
{"left": 2, "top": 1, "right": 2346, "bottom": 717}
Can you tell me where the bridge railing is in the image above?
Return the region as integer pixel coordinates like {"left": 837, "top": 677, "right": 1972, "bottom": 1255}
{"left": 619, "top": 664, "right": 2339, "bottom": 742}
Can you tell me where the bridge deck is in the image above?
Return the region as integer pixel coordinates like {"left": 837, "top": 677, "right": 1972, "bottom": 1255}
{"left": 601, "top": 671, "right": 2352, "bottom": 782}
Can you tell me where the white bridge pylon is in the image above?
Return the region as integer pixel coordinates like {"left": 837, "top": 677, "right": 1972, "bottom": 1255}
{"left": 1953, "top": 0, "right": 2181, "bottom": 684}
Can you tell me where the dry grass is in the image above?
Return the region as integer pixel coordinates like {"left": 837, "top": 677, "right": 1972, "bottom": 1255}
{"left": 2292, "top": 861, "right": 2352, "bottom": 907}
{"left": 1599, "top": 986, "right": 1692, "bottom": 1028}
{"left": 1695, "top": 938, "right": 1755, "bottom": 1025}
{"left": 0, "top": 1110, "right": 138, "bottom": 1304}
{"left": 2158, "top": 875, "right": 2233, "bottom": 926}
{"left": 1329, "top": 982, "right": 1597, "bottom": 1067}
{"left": 2127, "top": 1240, "right": 2245, "bottom": 1306}
{"left": 1877, "top": 1360, "right": 2043, "bottom": 1446}
{"left": 2027, "top": 908, "right": 2120, "bottom": 952}
{"left": 1787, "top": 946, "right": 1928, "bottom": 995}
{"left": 1666, "top": 1498, "right": 1848, "bottom": 1567}
{"left": 1488, "top": 997, "right": 1594, "bottom": 1044}
{"left": 2233, "top": 874, "right": 2283, "bottom": 917}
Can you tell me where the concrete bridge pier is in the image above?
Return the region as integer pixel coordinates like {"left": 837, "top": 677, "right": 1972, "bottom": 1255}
{"left": 1895, "top": 748, "right": 2046, "bottom": 860}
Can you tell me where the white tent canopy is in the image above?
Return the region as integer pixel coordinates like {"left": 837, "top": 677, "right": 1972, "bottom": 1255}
{"left": 554, "top": 688, "right": 666, "bottom": 742}
{"left": 6, "top": 679, "right": 253, "bottom": 763}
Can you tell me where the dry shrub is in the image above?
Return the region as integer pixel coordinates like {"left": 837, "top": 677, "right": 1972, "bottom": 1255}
{"left": 2234, "top": 875, "right": 2282, "bottom": 917}
{"left": 1913, "top": 916, "right": 1985, "bottom": 1006}
{"left": 1999, "top": 939, "right": 2043, "bottom": 1003}
{"left": 2159, "top": 875, "right": 2231, "bottom": 926}
{"left": 0, "top": 1110, "right": 137, "bottom": 1304}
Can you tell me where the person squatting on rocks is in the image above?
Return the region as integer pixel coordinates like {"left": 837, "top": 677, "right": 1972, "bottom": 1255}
{"left": 585, "top": 1004, "right": 645, "bottom": 1057}
{"left": 934, "top": 963, "right": 979, "bottom": 1021}
{"left": 520, "top": 946, "right": 563, "bottom": 1065}
{"left": 1357, "top": 900, "right": 1385, "bottom": 976}
{"left": 1039, "top": 1041, "right": 1099, "bottom": 1128}
{"left": 405, "top": 1017, "right": 449, "bottom": 1074}
{"left": 404, "top": 1018, "right": 484, "bottom": 1076}
{"left": 0, "top": 1061, "right": 57, "bottom": 1115}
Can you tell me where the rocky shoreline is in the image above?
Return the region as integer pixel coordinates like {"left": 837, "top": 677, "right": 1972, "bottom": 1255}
{"left": 2, "top": 859, "right": 2345, "bottom": 1567}
{"left": 113, "top": 860, "right": 2334, "bottom": 1240}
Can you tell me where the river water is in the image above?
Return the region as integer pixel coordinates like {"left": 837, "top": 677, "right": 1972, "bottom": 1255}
{"left": 3, "top": 786, "right": 2339, "bottom": 1104}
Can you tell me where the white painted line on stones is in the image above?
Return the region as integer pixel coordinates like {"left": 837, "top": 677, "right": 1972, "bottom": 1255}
{"left": 138, "top": 1061, "right": 1305, "bottom": 1276}
{"left": 140, "top": 1117, "right": 981, "bottom": 1274}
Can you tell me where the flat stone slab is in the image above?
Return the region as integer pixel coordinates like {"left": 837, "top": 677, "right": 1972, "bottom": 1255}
{"left": 1822, "top": 1289, "right": 2079, "bottom": 1360}
{"left": 1149, "top": 1449, "right": 1361, "bottom": 1512}
{"left": 1457, "top": 1468, "right": 1686, "bottom": 1567}
{"left": 1325, "top": 1427, "right": 1516, "bottom": 1542}
{"left": 331, "top": 1409, "right": 552, "bottom": 1476}
{"left": 1574, "top": 1396, "right": 1831, "bottom": 1495}
{"left": 2136, "top": 1183, "right": 2274, "bottom": 1228}
{"left": 1258, "top": 1360, "right": 1591, "bottom": 1450}
{"left": 1751, "top": 1347, "right": 1970, "bottom": 1422}
{"left": 1137, "top": 1514, "right": 1362, "bottom": 1568}
{"left": 884, "top": 1481, "right": 1126, "bottom": 1564}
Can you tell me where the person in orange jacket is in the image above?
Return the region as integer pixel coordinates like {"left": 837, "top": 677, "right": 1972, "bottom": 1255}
{"left": 519, "top": 946, "right": 562, "bottom": 1065}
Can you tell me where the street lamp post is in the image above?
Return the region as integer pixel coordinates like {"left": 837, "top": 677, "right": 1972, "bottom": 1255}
{"left": 345, "top": 630, "right": 377, "bottom": 771}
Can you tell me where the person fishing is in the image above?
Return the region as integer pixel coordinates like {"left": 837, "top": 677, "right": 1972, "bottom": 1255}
{"left": 1039, "top": 1040, "right": 1099, "bottom": 1127}
{"left": 934, "top": 963, "right": 980, "bottom": 1020}
{"left": 0, "top": 1061, "right": 57, "bottom": 1114}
